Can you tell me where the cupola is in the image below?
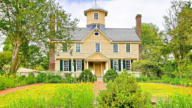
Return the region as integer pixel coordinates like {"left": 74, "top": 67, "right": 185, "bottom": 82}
{"left": 84, "top": 0, "right": 108, "bottom": 31}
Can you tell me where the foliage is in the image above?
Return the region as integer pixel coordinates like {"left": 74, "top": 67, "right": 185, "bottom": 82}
{"left": 97, "top": 73, "right": 151, "bottom": 108}
{"left": 131, "top": 60, "right": 163, "bottom": 77}
{"left": 162, "top": 60, "right": 178, "bottom": 77}
{"left": 156, "top": 94, "right": 192, "bottom": 108}
{"left": 0, "top": 83, "right": 94, "bottom": 108}
{"left": 162, "top": 0, "right": 192, "bottom": 70}
{"left": 64, "top": 73, "right": 72, "bottom": 78}
{"left": 134, "top": 23, "right": 167, "bottom": 63}
{"left": 0, "top": 51, "right": 12, "bottom": 70}
{"left": 103, "top": 69, "right": 118, "bottom": 83}
{"left": 0, "top": 0, "right": 79, "bottom": 73}
{"left": 36, "top": 73, "right": 47, "bottom": 83}
{"left": 26, "top": 73, "right": 36, "bottom": 84}
{"left": 79, "top": 69, "right": 94, "bottom": 82}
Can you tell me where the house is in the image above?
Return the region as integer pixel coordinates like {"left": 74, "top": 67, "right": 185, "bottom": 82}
{"left": 49, "top": 1, "right": 142, "bottom": 77}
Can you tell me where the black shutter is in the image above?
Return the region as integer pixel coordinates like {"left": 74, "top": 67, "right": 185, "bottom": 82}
{"left": 74, "top": 60, "right": 76, "bottom": 72}
{"left": 131, "top": 60, "right": 133, "bottom": 64}
{"left": 69, "top": 60, "right": 71, "bottom": 71}
{"left": 60, "top": 60, "right": 63, "bottom": 71}
{"left": 123, "top": 60, "right": 125, "bottom": 70}
{"left": 111, "top": 60, "right": 113, "bottom": 69}
{"left": 82, "top": 60, "right": 84, "bottom": 71}
{"left": 118, "top": 60, "right": 121, "bottom": 71}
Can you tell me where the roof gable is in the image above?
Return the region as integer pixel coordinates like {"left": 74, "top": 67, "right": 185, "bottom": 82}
{"left": 86, "top": 52, "right": 108, "bottom": 61}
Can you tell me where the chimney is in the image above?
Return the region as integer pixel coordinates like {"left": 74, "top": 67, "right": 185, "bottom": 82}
{"left": 49, "top": 14, "right": 55, "bottom": 71}
{"left": 136, "top": 14, "right": 142, "bottom": 60}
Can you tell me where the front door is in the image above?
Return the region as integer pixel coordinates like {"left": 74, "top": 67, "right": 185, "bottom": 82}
{"left": 95, "top": 63, "right": 101, "bottom": 77}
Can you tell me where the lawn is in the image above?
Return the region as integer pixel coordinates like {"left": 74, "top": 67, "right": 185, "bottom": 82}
{"left": 139, "top": 83, "right": 192, "bottom": 98}
{"left": 0, "top": 83, "right": 94, "bottom": 108}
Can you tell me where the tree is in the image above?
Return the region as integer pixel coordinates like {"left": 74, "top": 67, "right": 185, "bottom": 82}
{"left": 134, "top": 23, "right": 167, "bottom": 64}
{"left": 0, "top": 0, "right": 79, "bottom": 73}
{"left": 0, "top": 51, "right": 12, "bottom": 70}
{"left": 162, "top": 0, "right": 192, "bottom": 71}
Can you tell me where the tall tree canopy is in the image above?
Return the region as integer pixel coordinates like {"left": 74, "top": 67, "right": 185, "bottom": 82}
{"left": 134, "top": 23, "right": 166, "bottom": 63}
{"left": 162, "top": 0, "right": 192, "bottom": 70}
{"left": 0, "top": 0, "right": 79, "bottom": 73}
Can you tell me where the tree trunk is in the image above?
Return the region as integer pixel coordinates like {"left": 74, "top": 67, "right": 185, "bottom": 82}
{"left": 9, "top": 43, "right": 20, "bottom": 73}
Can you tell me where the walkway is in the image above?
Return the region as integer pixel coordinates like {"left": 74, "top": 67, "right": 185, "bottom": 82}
{"left": 0, "top": 83, "right": 44, "bottom": 96}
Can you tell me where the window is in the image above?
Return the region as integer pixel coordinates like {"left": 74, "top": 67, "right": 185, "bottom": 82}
{"left": 126, "top": 44, "right": 131, "bottom": 52}
{"left": 94, "top": 13, "right": 98, "bottom": 20}
{"left": 76, "top": 60, "right": 82, "bottom": 71}
{"left": 62, "top": 43, "right": 67, "bottom": 52}
{"left": 95, "top": 32, "right": 99, "bottom": 36}
{"left": 125, "top": 60, "right": 131, "bottom": 70}
{"left": 76, "top": 43, "right": 81, "bottom": 52}
{"left": 113, "top": 44, "right": 118, "bottom": 52}
{"left": 63, "top": 60, "right": 69, "bottom": 71}
{"left": 113, "top": 60, "right": 119, "bottom": 71}
{"left": 95, "top": 43, "right": 100, "bottom": 52}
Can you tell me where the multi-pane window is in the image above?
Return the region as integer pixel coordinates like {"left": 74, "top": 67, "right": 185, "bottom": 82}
{"left": 94, "top": 13, "right": 98, "bottom": 20}
{"left": 62, "top": 43, "right": 67, "bottom": 52}
{"left": 113, "top": 44, "right": 118, "bottom": 52}
{"left": 95, "top": 43, "right": 100, "bottom": 52}
{"left": 76, "top": 60, "right": 82, "bottom": 71}
{"left": 63, "top": 60, "right": 69, "bottom": 71}
{"left": 126, "top": 44, "right": 131, "bottom": 52}
{"left": 125, "top": 60, "right": 131, "bottom": 70}
{"left": 76, "top": 43, "right": 81, "bottom": 52}
{"left": 113, "top": 60, "right": 119, "bottom": 71}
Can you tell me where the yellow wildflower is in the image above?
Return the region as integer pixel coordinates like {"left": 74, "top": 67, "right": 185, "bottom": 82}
{"left": 69, "top": 99, "right": 71, "bottom": 101}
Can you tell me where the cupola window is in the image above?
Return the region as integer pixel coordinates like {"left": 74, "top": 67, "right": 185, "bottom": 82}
{"left": 94, "top": 13, "right": 98, "bottom": 20}
{"left": 95, "top": 32, "right": 99, "bottom": 36}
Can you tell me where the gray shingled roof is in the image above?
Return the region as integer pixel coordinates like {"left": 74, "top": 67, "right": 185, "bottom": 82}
{"left": 54, "top": 28, "right": 141, "bottom": 42}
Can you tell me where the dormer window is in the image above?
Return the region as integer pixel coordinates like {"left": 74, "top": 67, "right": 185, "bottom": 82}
{"left": 95, "top": 32, "right": 99, "bottom": 36}
{"left": 94, "top": 13, "right": 98, "bottom": 20}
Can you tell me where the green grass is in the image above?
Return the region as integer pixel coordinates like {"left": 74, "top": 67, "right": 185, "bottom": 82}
{"left": 0, "top": 83, "right": 94, "bottom": 108}
{"left": 139, "top": 83, "right": 192, "bottom": 98}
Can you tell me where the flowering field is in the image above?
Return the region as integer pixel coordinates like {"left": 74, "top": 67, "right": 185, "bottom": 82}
{"left": 0, "top": 83, "right": 94, "bottom": 108}
{"left": 139, "top": 83, "right": 192, "bottom": 98}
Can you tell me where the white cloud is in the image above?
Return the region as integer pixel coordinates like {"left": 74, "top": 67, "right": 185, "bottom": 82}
{"left": 58, "top": 0, "right": 172, "bottom": 31}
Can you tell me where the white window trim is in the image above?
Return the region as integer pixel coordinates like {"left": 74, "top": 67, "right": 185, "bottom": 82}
{"left": 94, "top": 13, "right": 99, "bottom": 20}
{"left": 75, "top": 43, "right": 81, "bottom": 52}
{"left": 63, "top": 60, "right": 69, "bottom": 72}
{"left": 113, "top": 60, "right": 119, "bottom": 71}
{"left": 76, "top": 60, "right": 82, "bottom": 72}
{"left": 125, "top": 43, "right": 131, "bottom": 53}
{"left": 95, "top": 43, "right": 101, "bottom": 52}
{"left": 125, "top": 60, "right": 131, "bottom": 71}
{"left": 113, "top": 44, "right": 119, "bottom": 53}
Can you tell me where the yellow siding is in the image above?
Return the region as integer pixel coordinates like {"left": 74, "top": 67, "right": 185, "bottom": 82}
{"left": 55, "top": 30, "right": 139, "bottom": 71}
{"left": 87, "top": 11, "right": 105, "bottom": 26}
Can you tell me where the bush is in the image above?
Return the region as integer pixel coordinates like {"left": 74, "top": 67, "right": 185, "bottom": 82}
{"left": 79, "top": 69, "right": 94, "bottom": 82}
{"left": 47, "top": 78, "right": 59, "bottom": 83}
{"left": 161, "top": 74, "right": 172, "bottom": 84}
{"left": 26, "top": 73, "right": 36, "bottom": 84}
{"left": 97, "top": 72, "right": 151, "bottom": 108}
{"left": 64, "top": 73, "right": 72, "bottom": 78}
{"left": 103, "top": 69, "right": 118, "bottom": 83}
{"left": 36, "top": 73, "right": 47, "bottom": 83}
{"left": 131, "top": 60, "right": 163, "bottom": 77}
{"left": 93, "top": 75, "right": 97, "bottom": 81}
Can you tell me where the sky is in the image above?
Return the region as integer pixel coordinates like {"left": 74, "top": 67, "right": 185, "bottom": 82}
{"left": 0, "top": 0, "right": 173, "bottom": 52}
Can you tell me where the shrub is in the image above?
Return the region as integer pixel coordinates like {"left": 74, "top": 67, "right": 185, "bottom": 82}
{"left": 131, "top": 60, "right": 163, "bottom": 77}
{"left": 156, "top": 94, "right": 192, "bottom": 108}
{"left": 65, "top": 77, "right": 75, "bottom": 83}
{"left": 26, "top": 73, "right": 36, "bottom": 84}
{"left": 79, "top": 69, "right": 94, "bottom": 82}
{"left": 47, "top": 74, "right": 62, "bottom": 80}
{"left": 64, "top": 73, "right": 72, "bottom": 78}
{"left": 162, "top": 74, "right": 171, "bottom": 84}
{"left": 48, "top": 78, "right": 59, "bottom": 83}
{"left": 97, "top": 72, "right": 151, "bottom": 108}
{"left": 36, "top": 73, "right": 47, "bottom": 83}
{"left": 103, "top": 69, "right": 118, "bottom": 83}
{"left": 93, "top": 75, "right": 97, "bottom": 81}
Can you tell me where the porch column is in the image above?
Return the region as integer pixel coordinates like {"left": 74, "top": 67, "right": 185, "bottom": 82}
{"left": 87, "top": 61, "right": 89, "bottom": 69}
